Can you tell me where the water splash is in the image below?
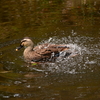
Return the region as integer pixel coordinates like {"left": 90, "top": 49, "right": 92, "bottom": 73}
{"left": 38, "top": 36, "right": 100, "bottom": 74}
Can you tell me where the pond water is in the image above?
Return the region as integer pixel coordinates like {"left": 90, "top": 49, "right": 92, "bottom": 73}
{"left": 0, "top": 0, "right": 100, "bottom": 100}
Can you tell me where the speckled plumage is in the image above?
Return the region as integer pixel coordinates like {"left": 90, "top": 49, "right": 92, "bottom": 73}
{"left": 16, "top": 37, "right": 71, "bottom": 63}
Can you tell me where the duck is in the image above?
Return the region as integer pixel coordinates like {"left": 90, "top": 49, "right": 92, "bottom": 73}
{"left": 16, "top": 37, "right": 72, "bottom": 63}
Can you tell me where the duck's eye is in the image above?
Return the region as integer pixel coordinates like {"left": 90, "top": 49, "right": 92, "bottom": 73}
{"left": 21, "top": 40, "right": 27, "bottom": 43}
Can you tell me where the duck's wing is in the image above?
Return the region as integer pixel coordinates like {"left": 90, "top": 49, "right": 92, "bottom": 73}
{"left": 33, "top": 43, "right": 69, "bottom": 55}
{"left": 30, "top": 44, "right": 70, "bottom": 62}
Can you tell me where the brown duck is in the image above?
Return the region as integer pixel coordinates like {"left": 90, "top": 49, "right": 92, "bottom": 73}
{"left": 16, "top": 37, "right": 72, "bottom": 63}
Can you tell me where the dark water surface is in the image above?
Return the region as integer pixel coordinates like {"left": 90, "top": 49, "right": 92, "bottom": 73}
{"left": 0, "top": 0, "right": 100, "bottom": 100}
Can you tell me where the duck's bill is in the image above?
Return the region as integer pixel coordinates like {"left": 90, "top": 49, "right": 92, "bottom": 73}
{"left": 16, "top": 45, "right": 23, "bottom": 51}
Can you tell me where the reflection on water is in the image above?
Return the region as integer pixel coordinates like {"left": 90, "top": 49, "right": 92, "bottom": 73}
{"left": 0, "top": 0, "right": 100, "bottom": 100}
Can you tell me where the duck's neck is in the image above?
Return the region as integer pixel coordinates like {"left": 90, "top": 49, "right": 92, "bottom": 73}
{"left": 24, "top": 46, "right": 34, "bottom": 54}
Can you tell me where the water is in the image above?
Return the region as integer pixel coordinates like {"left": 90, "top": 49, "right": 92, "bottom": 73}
{"left": 0, "top": 0, "right": 100, "bottom": 100}
{"left": 0, "top": 36, "right": 100, "bottom": 99}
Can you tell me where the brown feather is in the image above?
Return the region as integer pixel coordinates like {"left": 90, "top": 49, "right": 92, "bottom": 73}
{"left": 16, "top": 37, "right": 70, "bottom": 63}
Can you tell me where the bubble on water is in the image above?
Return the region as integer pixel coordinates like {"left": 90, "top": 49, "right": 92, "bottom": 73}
{"left": 13, "top": 94, "right": 20, "bottom": 97}
{"left": 3, "top": 96, "right": 10, "bottom": 98}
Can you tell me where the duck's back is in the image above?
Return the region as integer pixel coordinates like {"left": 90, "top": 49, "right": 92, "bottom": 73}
{"left": 33, "top": 43, "right": 69, "bottom": 55}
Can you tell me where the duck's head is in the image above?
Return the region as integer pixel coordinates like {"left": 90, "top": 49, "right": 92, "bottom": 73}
{"left": 16, "top": 37, "right": 34, "bottom": 51}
